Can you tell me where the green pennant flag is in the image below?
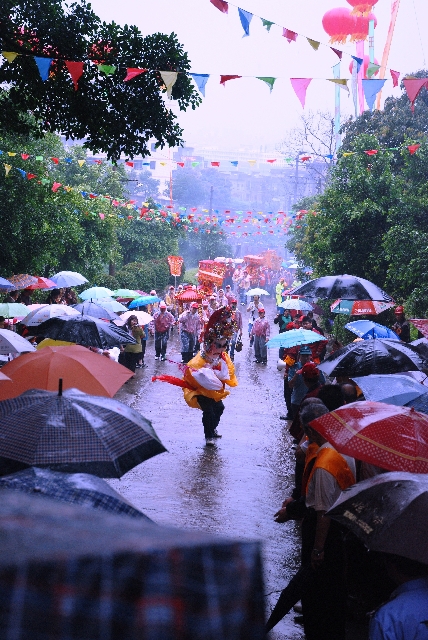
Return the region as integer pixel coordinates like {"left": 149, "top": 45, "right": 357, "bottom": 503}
{"left": 367, "top": 63, "right": 381, "bottom": 79}
{"left": 256, "top": 77, "right": 276, "bottom": 93}
{"left": 35, "top": 156, "right": 43, "bottom": 161}
{"left": 97, "top": 65, "right": 116, "bottom": 76}
{"left": 191, "top": 161, "right": 200, "bottom": 167}
{"left": 261, "top": 18, "right": 274, "bottom": 32}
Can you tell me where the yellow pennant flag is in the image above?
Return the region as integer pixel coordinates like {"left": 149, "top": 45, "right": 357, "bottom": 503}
{"left": 248, "top": 160, "right": 257, "bottom": 166}
{"left": 307, "top": 39, "right": 320, "bottom": 51}
{"left": 328, "top": 78, "right": 350, "bottom": 94}
{"left": 342, "top": 152, "right": 354, "bottom": 157}
{"left": 160, "top": 162, "right": 167, "bottom": 167}
{"left": 7, "top": 152, "right": 16, "bottom": 157}
{"left": 4, "top": 164, "right": 12, "bottom": 176}
{"left": 2, "top": 51, "right": 18, "bottom": 63}
{"left": 77, "top": 160, "right": 85, "bottom": 167}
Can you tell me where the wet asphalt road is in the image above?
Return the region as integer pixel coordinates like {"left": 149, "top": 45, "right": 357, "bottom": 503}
{"left": 111, "top": 298, "right": 306, "bottom": 639}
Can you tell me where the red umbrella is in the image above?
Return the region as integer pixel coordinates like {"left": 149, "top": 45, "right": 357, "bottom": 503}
{"left": 310, "top": 401, "right": 428, "bottom": 473}
{"left": 25, "top": 276, "right": 57, "bottom": 290}
{"left": 175, "top": 289, "right": 203, "bottom": 302}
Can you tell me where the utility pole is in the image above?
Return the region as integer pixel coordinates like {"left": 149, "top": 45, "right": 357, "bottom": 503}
{"left": 209, "top": 185, "right": 213, "bottom": 216}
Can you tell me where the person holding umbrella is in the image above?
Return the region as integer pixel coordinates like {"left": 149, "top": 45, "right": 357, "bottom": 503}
{"left": 122, "top": 315, "right": 144, "bottom": 374}
{"left": 392, "top": 306, "right": 411, "bottom": 343}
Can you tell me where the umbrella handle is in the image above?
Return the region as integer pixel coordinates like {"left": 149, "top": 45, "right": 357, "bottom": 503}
{"left": 58, "top": 378, "right": 63, "bottom": 396}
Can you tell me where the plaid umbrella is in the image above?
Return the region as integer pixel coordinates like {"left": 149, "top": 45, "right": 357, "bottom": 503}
{"left": 0, "top": 489, "right": 265, "bottom": 640}
{"left": 8, "top": 274, "right": 38, "bottom": 289}
{"left": 0, "top": 467, "right": 152, "bottom": 521}
{"left": 0, "top": 388, "right": 167, "bottom": 477}
{"left": 26, "top": 315, "right": 136, "bottom": 349}
{"left": 21, "top": 304, "right": 80, "bottom": 326}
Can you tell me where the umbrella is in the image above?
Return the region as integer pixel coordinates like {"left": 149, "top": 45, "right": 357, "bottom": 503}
{"left": 318, "top": 339, "right": 428, "bottom": 378}
{"left": 72, "top": 301, "right": 118, "bottom": 320}
{"left": 175, "top": 290, "right": 203, "bottom": 303}
{"left": 310, "top": 400, "right": 428, "bottom": 473}
{"left": 327, "top": 471, "right": 428, "bottom": 565}
{"left": 0, "top": 490, "right": 265, "bottom": 639}
{"left": 79, "top": 286, "right": 114, "bottom": 300}
{"left": 345, "top": 320, "right": 399, "bottom": 340}
{"left": 21, "top": 304, "right": 80, "bottom": 326}
{"left": 0, "top": 277, "right": 14, "bottom": 290}
{"left": 0, "top": 345, "right": 133, "bottom": 400}
{"left": 129, "top": 295, "right": 161, "bottom": 308}
{"left": 246, "top": 288, "right": 270, "bottom": 296}
{"left": 37, "top": 339, "right": 75, "bottom": 349}
{"left": 0, "top": 372, "right": 10, "bottom": 381}
{"left": 351, "top": 374, "right": 428, "bottom": 406}
{"left": 25, "top": 276, "right": 57, "bottom": 290}
{"left": 118, "top": 310, "right": 153, "bottom": 325}
{"left": 95, "top": 297, "right": 128, "bottom": 313}
{"left": 267, "top": 328, "right": 327, "bottom": 349}
{"left": 0, "top": 387, "right": 166, "bottom": 477}
{"left": 0, "top": 467, "right": 152, "bottom": 521}
{"left": 409, "top": 319, "right": 428, "bottom": 339}
{"left": 111, "top": 289, "right": 141, "bottom": 299}
{"left": 8, "top": 274, "right": 38, "bottom": 289}
{"left": 50, "top": 271, "right": 88, "bottom": 287}
{"left": 331, "top": 299, "right": 395, "bottom": 315}
{"left": 279, "top": 298, "right": 313, "bottom": 311}
{"left": 26, "top": 315, "right": 136, "bottom": 349}
{"left": 0, "top": 329, "right": 36, "bottom": 355}
{"left": 289, "top": 275, "right": 393, "bottom": 302}
{"left": 0, "top": 302, "right": 30, "bottom": 318}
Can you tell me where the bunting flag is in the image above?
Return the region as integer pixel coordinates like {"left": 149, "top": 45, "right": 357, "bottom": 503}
{"left": 123, "top": 68, "right": 147, "bottom": 82}
{"left": 248, "top": 160, "right": 257, "bottom": 166}
{"left": 328, "top": 78, "right": 349, "bottom": 94}
{"left": 210, "top": 0, "right": 228, "bottom": 12}
{"left": 220, "top": 75, "right": 241, "bottom": 86}
{"left": 230, "top": 160, "right": 239, "bottom": 166}
{"left": 256, "top": 76, "right": 276, "bottom": 92}
{"left": 4, "top": 164, "right": 12, "bottom": 176}
{"left": 160, "top": 71, "right": 178, "bottom": 98}
{"left": 307, "top": 38, "right": 320, "bottom": 51}
{"left": 351, "top": 56, "right": 363, "bottom": 73}
{"left": 77, "top": 160, "right": 86, "bottom": 167}
{"left": 97, "top": 65, "right": 116, "bottom": 76}
{"left": 367, "top": 63, "right": 381, "bottom": 79}
{"left": 283, "top": 28, "right": 297, "bottom": 43}
{"left": 331, "top": 48, "right": 343, "bottom": 60}
{"left": 261, "top": 18, "right": 274, "bottom": 32}
{"left": 403, "top": 78, "right": 428, "bottom": 112}
{"left": 34, "top": 57, "right": 53, "bottom": 81}
{"left": 408, "top": 144, "right": 420, "bottom": 155}
{"left": 2, "top": 51, "right": 18, "bottom": 63}
{"left": 290, "top": 78, "right": 312, "bottom": 108}
{"left": 238, "top": 8, "right": 253, "bottom": 36}
{"left": 390, "top": 69, "right": 400, "bottom": 87}
{"left": 362, "top": 79, "right": 387, "bottom": 111}
{"left": 191, "top": 73, "right": 210, "bottom": 96}
{"left": 65, "top": 61, "right": 84, "bottom": 90}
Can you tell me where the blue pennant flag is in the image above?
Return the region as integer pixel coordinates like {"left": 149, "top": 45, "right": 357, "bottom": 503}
{"left": 191, "top": 73, "right": 210, "bottom": 97}
{"left": 230, "top": 160, "right": 239, "bottom": 167}
{"left": 34, "top": 56, "right": 53, "bottom": 81}
{"left": 238, "top": 8, "right": 253, "bottom": 37}
{"left": 16, "top": 168, "right": 27, "bottom": 179}
{"left": 351, "top": 56, "right": 363, "bottom": 74}
{"left": 65, "top": 157, "right": 73, "bottom": 163}
{"left": 362, "top": 79, "right": 387, "bottom": 111}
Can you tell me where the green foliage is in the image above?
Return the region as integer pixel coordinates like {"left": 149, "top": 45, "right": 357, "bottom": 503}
{"left": 183, "top": 268, "right": 198, "bottom": 284}
{"left": 179, "top": 228, "right": 231, "bottom": 267}
{"left": 0, "top": 0, "right": 200, "bottom": 160}
{"left": 169, "top": 167, "right": 232, "bottom": 209}
{"left": 117, "top": 219, "right": 181, "bottom": 265}
{"left": 115, "top": 260, "right": 170, "bottom": 292}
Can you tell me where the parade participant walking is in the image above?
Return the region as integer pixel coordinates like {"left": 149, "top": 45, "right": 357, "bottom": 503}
{"left": 153, "top": 301, "right": 175, "bottom": 361}
{"left": 229, "top": 298, "right": 242, "bottom": 362}
{"left": 179, "top": 302, "right": 202, "bottom": 363}
{"left": 251, "top": 307, "right": 270, "bottom": 365}
{"left": 217, "top": 288, "right": 228, "bottom": 307}
{"left": 232, "top": 264, "right": 242, "bottom": 294}
{"left": 122, "top": 315, "right": 144, "bottom": 373}
{"left": 238, "top": 270, "right": 251, "bottom": 305}
{"left": 224, "top": 284, "right": 235, "bottom": 303}
{"left": 208, "top": 295, "right": 217, "bottom": 317}
{"left": 247, "top": 294, "right": 263, "bottom": 345}
{"left": 275, "top": 278, "right": 285, "bottom": 310}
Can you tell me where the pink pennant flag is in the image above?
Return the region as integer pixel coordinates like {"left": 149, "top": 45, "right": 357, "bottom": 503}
{"left": 123, "top": 68, "right": 147, "bottom": 82}
{"left": 403, "top": 78, "right": 428, "bottom": 112}
{"left": 283, "top": 28, "right": 297, "bottom": 43}
{"left": 220, "top": 75, "right": 241, "bottom": 86}
{"left": 52, "top": 182, "right": 62, "bottom": 192}
{"left": 390, "top": 70, "right": 400, "bottom": 88}
{"left": 65, "top": 61, "right": 84, "bottom": 91}
{"left": 290, "top": 78, "right": 312, "bottom": 108}
{"left": 210, "top": 0, "right": 228, "bottom": 12}
{"left": 99, "top": 213, "right": 105, "bottom": 220}
{"left": 21, "top": 154, "right": 30, "bottom": 160}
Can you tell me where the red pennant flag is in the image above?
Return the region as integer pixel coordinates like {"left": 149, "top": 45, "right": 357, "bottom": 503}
{"left": 27, "top": 173, "right": 36, "bottom": 180}
{"left": 177, "top": 162, "right": 185, "bottom": 167}
{"left": 390, "top": 70, "right": 400, "bottom": 88}
{"left": 65, "top": 61, "right": 84, "bottom": 91}
{"left": 210, "top": 0, "right": 228, "bottom": 12}
{"left": 52, "top": 182, "right": 62, "bottom": 192}
{"left": 51, "top": 157, "right": 59, "bottom": 164}
{"left": 123, "top": 68, "right": 147, "bottom": 82}
{"left": 21, "top": 154, "right": 30, "bottom": 160}
{"left": 93, "top": 159, "right": 102, "bottom": 165}
{"left": 301, "top": 156, "right": 311, "bottom": 162}
{"left": 267, "top": 159, "right": 277, "bottom": 163}
{"left": 89, "top": 193, "right": 97, "bottom": 199}
{"left": 125, "top": 161, "right": 134, "bottom": 167}
{"left": 364, "top": 149, "right": 378, "bottom": 155}
{"left": 403, "top": 78, "right": 428, "bottom": 112}
{"left": 331, "top": 48, "right": 343, "bottom": 59}
{"left": 127, "top": 215, "right": 133, "bottom": 220}
{"left": 283, "top": 28, "right": 297, "bottom": 43}
{"left": 408, "top": 144, "right": 421, "bottom": 155}
{"left": 211, "top": 161, "right": 220, "bottom": 167}
{"left": 220, "top": 75, "right": 241, "bottom": 86}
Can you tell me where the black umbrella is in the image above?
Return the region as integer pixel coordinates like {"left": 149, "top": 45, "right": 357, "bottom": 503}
{"left": 27, "top": 314, "right": 135, "bottom": 349}
{"left": 72, "top": 301, "right": 118, "bottom": 320}
{"left": 327, "top": 471, "right": 428, "bottom": 565}
{"left": 318, "top": 339, "right": 428, "bottom": 378}
{"left": 0, "top": 388, "right": 166, "bottom": 477}
{"left": 289, "top": 274, "right": 393, "bottom": 301}
{"left": 0, "top": 467, "right": 153, "bottom": 521}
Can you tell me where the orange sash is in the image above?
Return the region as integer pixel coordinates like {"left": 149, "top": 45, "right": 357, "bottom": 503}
{"left": 306, "top": 447, "right": 355, "bottom": 494}
{"left": 301, "top": 442, "right": 320, "bottom": 495}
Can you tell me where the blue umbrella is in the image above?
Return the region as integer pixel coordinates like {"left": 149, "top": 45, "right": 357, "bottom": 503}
{"left": 267, "top": 329, "right": 327, "bottom": 349}
{"left": 79, "top": 286, "right": 113, "bottom": 301}
{"left": 345, "top": 320, "right": 399, "bottom": 340}
{"left": 0, "top": 277, "right": 14, "bottom": 290}
{"left": 129, "top": 295, "right": 161, "bottom": 308}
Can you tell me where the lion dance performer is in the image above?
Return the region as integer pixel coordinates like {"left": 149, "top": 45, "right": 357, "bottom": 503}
{"left": 153, "top": 307, "right": 238, "bottom": 446}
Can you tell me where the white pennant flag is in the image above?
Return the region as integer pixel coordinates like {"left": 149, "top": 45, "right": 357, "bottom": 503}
{"left": 160, "top": 71, "right": 178, "bottom": 98}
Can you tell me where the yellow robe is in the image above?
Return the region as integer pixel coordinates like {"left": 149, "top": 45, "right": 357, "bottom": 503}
{"left": 183, "top": 352, "right": 238, "bottom": 409}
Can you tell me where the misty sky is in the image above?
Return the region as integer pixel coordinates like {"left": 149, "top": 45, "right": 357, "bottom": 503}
{"left": 88, "top": 0, "right": 427, "bottom": 152}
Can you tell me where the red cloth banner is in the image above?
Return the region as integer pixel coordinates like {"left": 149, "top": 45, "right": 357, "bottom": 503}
{"left": 167, "top": 255, "right": 184, "bottom": 277}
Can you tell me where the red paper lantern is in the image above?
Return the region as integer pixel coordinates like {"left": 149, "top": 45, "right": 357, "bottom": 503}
{"left": 348, "top": 54, "right": 380, "bottom": 78}
{"left": 349, "top": 11, "right": 377, "bottom": 42}
{"left": 346, "top": 0, "right": 378, "bottom": 16}
{"left": 322, "top": 7, "right": 355, "bottom": 44}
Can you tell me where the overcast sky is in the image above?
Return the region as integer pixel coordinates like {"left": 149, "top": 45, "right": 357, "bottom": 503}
{"left": 88, "top": 0, "right": 427, "bottom": 152}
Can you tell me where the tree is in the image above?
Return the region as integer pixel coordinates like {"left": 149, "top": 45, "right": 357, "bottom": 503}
{"left": 117, "top": 218, "right": 181, "bottom": 265}
{"left": 179, "top": 229, "right": 231, "bottom": 266}
{"left": 0, "top": 0, "right": 200, "bottom": 160}
{"left": 134, "top": 170, "right": 160, "bottom": 201}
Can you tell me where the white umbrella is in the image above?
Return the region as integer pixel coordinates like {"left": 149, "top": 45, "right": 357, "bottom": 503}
{"left": 116, "top": 310, "right": 153, "bottom": 326}
{"left": 79, "top": 287, "right": 113, "bottom": 301}
{"left": 21, "top": 304, "right": 80, "bottom": 326}
{"left": 0, "top": 329, "right": 36, "bottom": 354}
{"left": 279, "top": 299, "right": 313, "bottom": 311}
{"left": 246, "top": 288, "right": 270, "bottom": 297}
{"left": 50, "top": 271, "right": 88, "bottom": 287}
{"left": 96, "top": 298, "right": 128, "bottom": 313}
